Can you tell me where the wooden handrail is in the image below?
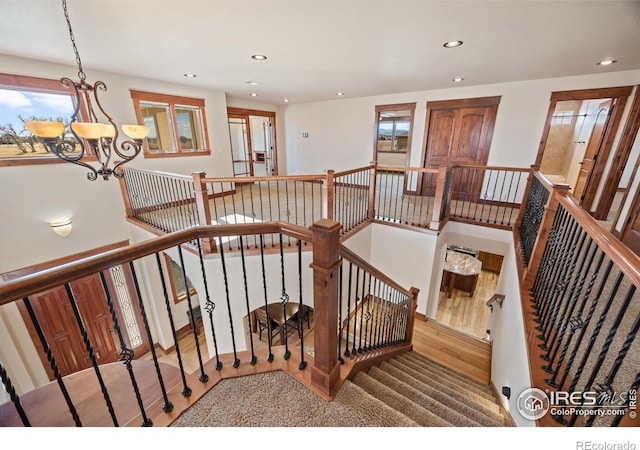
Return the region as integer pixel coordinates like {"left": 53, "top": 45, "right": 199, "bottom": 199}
{"left": 556, "top": 191, "right": 640, "bottom": 288}
{"left": 200, "top": 173, "right": 326, "bottom": 184}
{"left": 333, "top": 164, "right": 376, "bottom": 178}
{"left": 338, "top": 244, "right": 413, "bottom": 297}
{"left": 121, "top": 166, "right": 193, "bottom": 181}
{"left": 0, "top": 222, "right": 312, "bottom": 306}
{"left": 375, "top": 164, "right": 439, "bottom": 174}
{"left": 453, "top": 164, "right": 530, "bottom": 172}
{"left": 485, "top": 293, "right": 505, "bottom": 311}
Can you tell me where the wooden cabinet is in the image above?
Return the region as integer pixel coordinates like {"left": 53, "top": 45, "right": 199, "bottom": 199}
{"left": 478, "top": 251, "right": 503, "bottom": 273}
{"left": 440, "top": 270, "right": 479, "bottom": 297}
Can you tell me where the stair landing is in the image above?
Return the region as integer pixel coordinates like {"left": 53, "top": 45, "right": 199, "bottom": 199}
{"left": 412, "top": 318, "right": 491, "bottom": 384}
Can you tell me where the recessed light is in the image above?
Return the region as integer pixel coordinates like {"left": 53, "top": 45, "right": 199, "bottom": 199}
{"left": 184, "top": 73, "right": 197, "bottom": 78}
{"left": 452, "top": 77, "right": 464, "bottom": 82}
{"left": 245, "top": 80, "right": 260, "bottom": 85}
{"left": 251, "top": 54, "right": 267, "bottom": 60}
{"left": 283, "top": 98, "right": 289, "bottom": 103}
{"left": 249, "top": 93, "right": 258, "bottom": 97}
{"left": 443, "top": 40, "right": 463, "bottom": 48}
{"left": 336, "top": 92, "right": 344, "bottom": 96}
{"left": 597, "top": 59, "right": 617, "bottom": 66}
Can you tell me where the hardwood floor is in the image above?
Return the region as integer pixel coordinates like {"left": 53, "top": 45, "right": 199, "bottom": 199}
{"left": 435, "top": 269, "right": 498, "bottom": 340}
{"left": 152, "top": 304, "right": 492, "bottom": 383}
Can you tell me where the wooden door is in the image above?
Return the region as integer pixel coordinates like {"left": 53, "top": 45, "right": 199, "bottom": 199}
{"left": 20, "top": 274, "right": 121, "bottom": 378}
{"left": 621, "top": 208, "right": 640, "bottom": 256}
{"left": 421, "top": 97, "right": 500, "bottom": 198}
{"left": 573, "top": 100, "right": 612, "bottom": 203}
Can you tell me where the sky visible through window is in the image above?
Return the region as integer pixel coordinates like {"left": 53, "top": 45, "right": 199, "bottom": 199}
{"left": 0, "top": 87, "right": 74, "bottom": 130}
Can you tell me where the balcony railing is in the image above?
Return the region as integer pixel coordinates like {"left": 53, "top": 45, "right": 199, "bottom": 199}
{"left": 515, "top": 167, "right": 640, "bottom": 427}
{"left": 0, "top": 220, "right": 417, "bottom": 426}
{"left": 119, "top": 163, "right": 529, "bottom": 249}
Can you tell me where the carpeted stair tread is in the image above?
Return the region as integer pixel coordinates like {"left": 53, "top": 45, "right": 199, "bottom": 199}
{"left": 171, "top": 371, "right": 419, "bottom": 427}
{"left": 378, "top": 361, "right": 505, "bottom": 426}
{"left": 367, "top": 366, "right": 494, "bottom": 427}
{"left": 397, "top": 353, "right": 494, "bottom": 399}
{"left": 404, "top": 351, "right": 494, "bottom": 394}
{"left": 396, "top": 354, "right": 495, "bottom": 401}
{"left": 353, "top": 372, "right": 453, "bottom": 427}
{"left": 388, "top": 358, "right": 500, "bottom": 414}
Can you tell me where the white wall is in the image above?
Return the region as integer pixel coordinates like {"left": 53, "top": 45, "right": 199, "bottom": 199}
{"left": 0, "top": 55, "right": 234, "bottom": 275}
{"left": 282, "top": 70, "right": 640, "bottom": 177}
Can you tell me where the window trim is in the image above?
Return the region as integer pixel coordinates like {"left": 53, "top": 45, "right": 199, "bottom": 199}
{"left": 0, "top": 72, "right": 94, "bottom": 167}
{"left": 130, "top": 89, "right": 211, "bottom": 158}
{"left": 163, "top": 253, "right": 197, "bottom": 305}
{"left": 373, "top": 102, "right": 416, "bottom": 165}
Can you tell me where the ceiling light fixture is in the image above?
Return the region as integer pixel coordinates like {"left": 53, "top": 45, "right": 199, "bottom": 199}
{"left": 251, "top": 54, "right": 267, "bottom": 60}
{"left": 336, "top": 92, "right": 344, "bottom": 96}
{"left": 283, "top": 98, "right": 289, "bottom": 103}
{"left": 453, "top": 77, "right": 464, "bottom": 82}
{"left": 245, "top": 80, "right": 260, "bottom": 85}
{"left": 184, "top": 73, "right": 197, "bottom": 78}
{"left": 250, "top": 93, "right": 258, "bottom": 97}
{"left": 24, "top": 0, "right": 149, "bottom": 181}
{"left": 443, "top": 40, "right": 463, "bottom": 48}
{"left": 597, "top": 59, "right": 617, "bottom": 66}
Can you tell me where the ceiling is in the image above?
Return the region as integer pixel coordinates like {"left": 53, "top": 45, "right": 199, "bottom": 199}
{"left": 1, "top": 1, "right": 639, "bottom": 104}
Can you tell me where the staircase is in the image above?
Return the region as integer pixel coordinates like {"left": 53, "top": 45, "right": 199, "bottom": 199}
{"left": 348, "top": 350, "right": 507, "bottom": 427}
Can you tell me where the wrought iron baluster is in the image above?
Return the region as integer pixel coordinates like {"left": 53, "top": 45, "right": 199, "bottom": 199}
{"left": 344, "top": 261, "right": 353, "bottom": 357}
{"left": 564, "top": 269, "right": 623, "bottom": 400}
{"left": 98, "top": 271, "right": 151, "bottom": 426}
{"left": 567, "top": 282, "right": 636, "bottom": 427}
{"left": 538, "top": 218, "right": 583, "bottom": 345}
{"left": 541, "top": 231, "right": 591, "bottom": 363}
{"left": 64, "top": 283, "right": 118, "bottom": 426}
{"left": 153, "top": 253, "right": 190, "bottom": 397}
{"left": 238, "top": 236, "right": 257, "bottom": 365}
{"left": 0, "top": 361, "right": 30, "bottom": 426}
{"left": 259, "top": 235, "right": 274, "bottom": 361}
{"left": 177, "top": 246, "right": 208, "bottom": 381}
{"left": 217, "top": 242, "right": 240, "bottom": 368}
{"left": 278, "top": 233, "right": 291, "bottom": 360}
{"left": 351, "top": 266, "right": 360, "bottom": 355}
{"left": 296, "top": 239, "right": 308, "bottom": 369}
{"left": 21, "top": 297, "right": 77, "bottom": 426}
{"left": 545, "top": 244, "right": 601, "bottom": 387}
{"left": 337, "top": 256, "right": 344, "bottom": 364}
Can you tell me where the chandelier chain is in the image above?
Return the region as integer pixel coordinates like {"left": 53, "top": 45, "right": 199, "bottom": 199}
{"left": 61, "top": 0, "right": 86, "bottom": 81}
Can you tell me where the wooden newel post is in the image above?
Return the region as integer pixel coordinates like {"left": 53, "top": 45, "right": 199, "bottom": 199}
{"left": 514, "top": 164, "right": 540, "bottom": 232}
{"left": 322, "top": 170, "right": 335, "bottom": 220}
{"left": 522, "top": 182, "right": 570, "bottom": 289}
{"left": 430, "top": 166, "right": 451, "bottom": 230}
{"left": 309, "top": 219, "right": 342, "bottom": 397}
{"left": 404, "top": 287, "right": 420, "bottom": 343}
{"left": 192, "top": 172, "right": 216, "bottom": 254}
{"left": 118, "top": 173, "right": 134, "bottom": 218}
{"left": 367, "top": 161, "right": 377, "bottom": 220}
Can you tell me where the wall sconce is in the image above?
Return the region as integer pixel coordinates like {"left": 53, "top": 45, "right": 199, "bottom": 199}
{"left": 51, "top": 219, "right": 73, "bottom": 237}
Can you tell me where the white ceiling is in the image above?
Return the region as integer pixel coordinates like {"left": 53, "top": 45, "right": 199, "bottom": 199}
{"left": 1, "top": 0, "right": 639, "bottom": 104}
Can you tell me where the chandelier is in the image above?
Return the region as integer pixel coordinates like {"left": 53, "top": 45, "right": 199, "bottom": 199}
{"left": 25, "top": 0, "right": 149, "bottom": 181}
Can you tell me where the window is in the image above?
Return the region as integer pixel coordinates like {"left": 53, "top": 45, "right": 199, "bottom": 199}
{"left": 0, "top": 73, "right": 88, "bottom": 166}
{"left": 374, "top": 103, "right": 415, "bottom": 166}
{"left": 164, "top": 254, "right": 196, "bottom": 304}
{"left": 130, "top": 90, "right": 210, "bottom": 157}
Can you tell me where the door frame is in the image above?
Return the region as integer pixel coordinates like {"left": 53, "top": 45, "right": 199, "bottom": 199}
{"left": 226, "top": 107, "right": 278, "bottom": 176}
{"left": 1, "top": 240, "right": 151, "bottom": 379}
{"left": 599, "top": 85, "right": 640, "bottom": 222}
{"left": 534, "top": 86, "right": 633, "bottom": 215}
{"left": 419, "top": 96, "right": 501, "bottom": 196}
